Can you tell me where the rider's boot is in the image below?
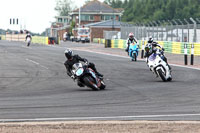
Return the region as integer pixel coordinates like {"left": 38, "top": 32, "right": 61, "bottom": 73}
{"left": 96, "top": 71, "right": 103, "bottom": 78}
{"left": 168, "top": 64, "right": 171, "bottom": 70}
{"left": 91, "top": 65, "right": 103, "bottom": 77}
{"left": 162, "top": 56, "right": 171, "bottom": 70}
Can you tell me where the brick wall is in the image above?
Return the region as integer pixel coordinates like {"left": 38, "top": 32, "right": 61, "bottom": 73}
{"left": 91, "top": 27, "right": 120, "bottom": 41}
{"left": 94, "top": 15, "right": 101, "bottom": 21}
{"left": 58, "top": 28, "right": 70, "bottom": 40}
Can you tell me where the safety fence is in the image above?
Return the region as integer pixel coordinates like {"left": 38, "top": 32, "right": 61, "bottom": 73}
{"left": 0, "top": 34, "right": 60, "bottom": 45}
{"left": 32, "top": 36, "right": 48, "bottom": 45}
{"left": 93, "top": 38, "right": 200, "bottom": 56}
{"left": 0, "top": 35, "right": 6, "bottom": 40}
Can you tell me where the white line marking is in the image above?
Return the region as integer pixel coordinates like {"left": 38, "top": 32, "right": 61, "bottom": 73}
{"left": 46, "top": 45, "right": 200, "bottom": 71}
{"left": 169, "top": 64, "right": 200, "bottom": 71}
{"left": 40, "top": 65, "right": 49, "bottom": 70}
{"left": 1, "top": 113, "right": 200, "bottom": 122}
{"left": 26, "top": 58, "right": 49, "bottom": 69}
{"left": 26, "top": 58, "right": 39, "bottom": 65}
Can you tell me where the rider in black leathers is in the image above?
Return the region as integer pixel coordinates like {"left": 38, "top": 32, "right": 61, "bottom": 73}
{"left": 144, "top": 37, "right": 171, "bottom": 70}
{"left": 64, "top": 49, "right": 103, "bottom": 87}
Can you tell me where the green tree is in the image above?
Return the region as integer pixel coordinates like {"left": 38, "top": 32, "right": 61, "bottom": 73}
{"left": 103, "top": 0, "right": 200, "bottom": 23}
{"left": 69, "top": 21, "right": 75, "bottom": 34}
{"left": 55, "top": 0, "right": 72, "bottom": 16}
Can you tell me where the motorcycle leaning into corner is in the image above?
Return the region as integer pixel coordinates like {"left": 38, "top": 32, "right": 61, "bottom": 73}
{"left": 129, "top": 43, "right": 139, "bottom": 61}
{"left": 25, "top": 33, "right": 32, "bottom": 47}
{"left": 146, "top": 49, "right": 172, "bottom": 82}
{"left": 26, "top": 37, "right": 31, "bottom": 47}
{"left": 71, "top": 62, "right": 106, "bottom": 91}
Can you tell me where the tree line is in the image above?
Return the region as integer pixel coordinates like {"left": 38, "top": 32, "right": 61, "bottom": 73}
{"left": 104, "top": 0, "right": 200, "bottom": 24}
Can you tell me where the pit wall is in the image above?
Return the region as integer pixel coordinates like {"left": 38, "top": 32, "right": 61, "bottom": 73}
{"left": 93, "top": 38, "right": 200, "bottom": 56}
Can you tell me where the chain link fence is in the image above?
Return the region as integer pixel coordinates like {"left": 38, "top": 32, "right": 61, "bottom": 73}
{"left": 103, "top": 31, "right": 121, "bottom": 40}
{"left": 120, "top": 18, "right": 200, "bottom": 43}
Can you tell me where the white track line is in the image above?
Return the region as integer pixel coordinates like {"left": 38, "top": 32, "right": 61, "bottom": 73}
{"left": 1, "top": 113, "right": 200, "bottom": 122}
{"left": 26, "top": 58, "right": 39, "bottom": 65}
{"left": 26, "top": 58, "right": 49, "bottom": 69}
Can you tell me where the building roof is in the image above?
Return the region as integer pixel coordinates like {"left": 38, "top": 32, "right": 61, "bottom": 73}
{"left": 84, "top": 20, "right": 123, "bottom": 28}
{"left": 72, "top": 0, "right": 123, "bottom": 14}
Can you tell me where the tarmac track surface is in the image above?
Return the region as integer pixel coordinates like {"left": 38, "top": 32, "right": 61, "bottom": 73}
{"left": 0, "top": 40, "right": 200, "bottom": 122}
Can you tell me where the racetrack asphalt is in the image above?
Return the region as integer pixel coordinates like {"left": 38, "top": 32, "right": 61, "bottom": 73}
{"left": 0, "top": 40, "right": 200, "bottom": 121}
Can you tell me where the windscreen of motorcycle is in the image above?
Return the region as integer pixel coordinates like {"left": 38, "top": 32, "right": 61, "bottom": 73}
{"left": 72, "top": 63, "right": 84, "bottom": 76}
{"left": 149, "top": 54, "right": 157, "bottom": 61}
{"left": 129, "top": 43, "right": 138, "bottom": 50}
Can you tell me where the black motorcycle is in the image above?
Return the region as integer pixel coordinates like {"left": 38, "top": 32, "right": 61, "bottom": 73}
{"left": 71, "top": 62, "right": 106, "bottom": 91}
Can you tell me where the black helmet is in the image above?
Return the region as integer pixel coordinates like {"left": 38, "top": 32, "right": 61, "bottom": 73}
{"left": 148, "top": 36, "right": 154, "bottom": 43}
{"left": 64, "top": 49, "right": 73, "bottom": 59}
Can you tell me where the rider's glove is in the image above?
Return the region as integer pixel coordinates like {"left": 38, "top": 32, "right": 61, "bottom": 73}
{"left": 85, "top": 61, "right": 89, "bottom": 65}
{"left": 71, "top": 75, "right": 75, "bottom": 79}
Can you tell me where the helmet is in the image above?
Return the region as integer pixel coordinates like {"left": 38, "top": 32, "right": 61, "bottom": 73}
{"left": 129, "top": 32, "right": 134, "bottom": 39}
{"left": 145, "top": 43, "right": 152, "bottom": 53}
{"left": 64, "top": 49, "right": 73, "bottom": 59}
{"left": 148, "top": 36, "right": 153, "bottom": 43}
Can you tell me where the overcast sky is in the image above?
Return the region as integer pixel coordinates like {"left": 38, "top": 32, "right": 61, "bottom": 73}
{"left": 0, "top": 0, "right": 104, "bottom": 33}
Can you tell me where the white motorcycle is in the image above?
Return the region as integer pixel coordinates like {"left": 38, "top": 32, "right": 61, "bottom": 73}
{"left": 26, "top": 37, "right": 31, "bottom": 47}
{"left": 147, "top": 51, "right": 172, "bottom": 82}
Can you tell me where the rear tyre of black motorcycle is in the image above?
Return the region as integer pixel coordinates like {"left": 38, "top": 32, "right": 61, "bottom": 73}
{"left": 83, "top": 76, "right": 99, "bottom": 91}
{"left": 157, "top": 69, "right": 166, "bottom": 82}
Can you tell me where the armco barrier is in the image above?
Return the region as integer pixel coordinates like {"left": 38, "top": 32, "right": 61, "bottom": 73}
{"left": 4, "top": 34, "right": 49, "bottom": 45}
{"left": 0, "top": 35, "right": 6, "bottom": 40}
{"left": 93, "top": 38, "right": 200, "bottom": 56}
{"left": 32, "top": 36, "right": 48, "bottom": 45}
{"left": 105, "top": 39, "right": 111, "bottom": 48}
{"left": 93, "top": 38, "right": 99, "bottom": 43}
{"left": 194, "top": 43, "right": 200, "bottom": 55}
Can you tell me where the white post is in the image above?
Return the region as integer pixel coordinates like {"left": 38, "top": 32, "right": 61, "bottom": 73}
{"left": 79, "top": 6, "right": 81, "bottom": 27}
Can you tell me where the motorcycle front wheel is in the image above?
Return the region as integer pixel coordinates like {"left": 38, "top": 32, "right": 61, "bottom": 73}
{"left": 83, "top": 75, "right": 99, "bottom": 91}
{"left": 99, "top": 80, "right": 106, "bottom": 90}
{"left": 157, "top": 68, "right": 167, "bottom": 82}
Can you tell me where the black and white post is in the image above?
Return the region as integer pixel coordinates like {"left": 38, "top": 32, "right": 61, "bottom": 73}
{"left": 184, "top": 43, "right": 188, "bottom": 65}
{"left": 191, "top": 44, "right": 194, "bottom": 65}
{"left": 141, "top": 40, "right": 145, "bottom": 58}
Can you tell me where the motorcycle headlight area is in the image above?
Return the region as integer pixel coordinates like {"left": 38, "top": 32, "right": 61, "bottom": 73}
{"left": 76, "top": 68, "right": 84, "bottom": 76}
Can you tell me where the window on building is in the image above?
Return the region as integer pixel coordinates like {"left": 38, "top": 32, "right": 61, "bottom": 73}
{"left": 101, "top": 15, "right": 116, "bottom": 21}
{"left": 90, "top": 15, "right": 94, "bottom": 21}
{"left": 118, "top": 15, "right": 121, "bottom": 21}
{"left": 58, "top": 18, "right": 63, "bottom": 23}
{"left": 81, "top": 15, "right": 94, "bottom": 21}
{"left": 64, "top": 18, "right": 67, "bottom": 23}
